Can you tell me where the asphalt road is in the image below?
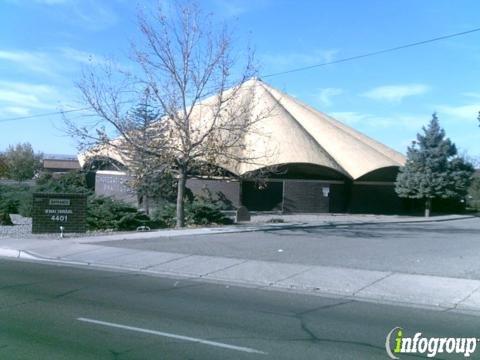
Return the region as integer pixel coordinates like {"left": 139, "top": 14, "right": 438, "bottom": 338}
{"left": 1, "top": 258, "right": 480, "bottom": 359}
{"left": 99, "top": 218, "right": 480, "bottom": 279}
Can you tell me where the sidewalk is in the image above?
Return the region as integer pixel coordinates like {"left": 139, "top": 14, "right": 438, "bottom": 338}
{"left": 1, "top": 214, "right": 479, "bottom": 314}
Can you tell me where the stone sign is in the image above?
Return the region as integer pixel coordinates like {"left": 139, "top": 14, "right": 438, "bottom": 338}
{"left": 235, "top": 206, "right": 251, "bottom": 223}
{"left": 32, "top": 193, "right": 87, "bottom": 234}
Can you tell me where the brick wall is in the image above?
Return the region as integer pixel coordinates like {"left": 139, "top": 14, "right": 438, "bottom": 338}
{"left": 283, "top": 181, "right": 330, "bottom": 213}
{"left": 187, "top": 179, "right": 240, "bottom": 208}
{"left": 241, "top": 181, "right": 283, "bottom": 211}
{"left": 349, "top": 183, "right": 403, "bottom": 214}
{"left": 32, "top": 193, "right": 87, "bottom": 233}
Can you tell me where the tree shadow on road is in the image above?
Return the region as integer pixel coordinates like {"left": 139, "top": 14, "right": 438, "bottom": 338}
{"left": 261, "top": 222, "right": 480, "bottom": 240}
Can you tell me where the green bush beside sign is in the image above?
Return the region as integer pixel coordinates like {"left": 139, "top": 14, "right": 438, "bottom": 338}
{"left": 32, "top": 193, "right": 87, "bottom": 234}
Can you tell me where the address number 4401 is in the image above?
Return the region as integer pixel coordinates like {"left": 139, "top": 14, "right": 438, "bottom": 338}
{"left": 51, "top": 215, "right": 68, "bottom": 222}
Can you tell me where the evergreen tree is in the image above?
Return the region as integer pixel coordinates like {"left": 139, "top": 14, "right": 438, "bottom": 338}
{"left": 0, "top": 153, "right": 8, "bottom": 179}
{"left": 124, "top": 92, "right": 178, "bottom": 214}
{"left": 467, "top": 173, "right": 480, "bottom": 211}
{"left": 395, "top": 113, "right": 474, "bottom": 216}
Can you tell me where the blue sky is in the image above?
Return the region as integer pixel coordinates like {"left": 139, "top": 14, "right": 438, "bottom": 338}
{"left": 1, "top": 0, "right": 479, "bottom": 159}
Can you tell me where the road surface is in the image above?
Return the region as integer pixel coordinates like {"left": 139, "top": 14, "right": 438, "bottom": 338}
{"left": 1, "top": 258, "right": 479, "bottom": 359}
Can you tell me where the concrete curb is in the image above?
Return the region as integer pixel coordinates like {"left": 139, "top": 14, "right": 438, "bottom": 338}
{"left": 2, "top": 245, "right": 480, "bottom": 315}
{"left": 0, "top": 248, "right": 100, "bottom": 268}
{"left": 0, "top": 248, "right": 39, "bottom": 260}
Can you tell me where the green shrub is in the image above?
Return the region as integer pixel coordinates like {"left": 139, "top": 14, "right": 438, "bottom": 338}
{"left": 0, "top": 212, "right": 13, "bottom": 225}
{"left": 116, "top": 212, "right": 151, "bottom": 230}
{"left": 151, "top": 203, "right": 177, "bottom": 228}
{"left": 467, "top": 175, "right": 480, "bottom": 212}
{"left": 151, "top": 198, "right": 232, "bottom": 228}
{"left": 36, "top": 171, "right": 91, "bottom": 194}
{"left": 0, "top": 184, "right": 33, "bottom": 215}
{"left": 185, "top": 201, "right": 232, "bottom": 225}
{"left": 87, "top": 196, "right": 163, "bottom": 231}
{"left": 18, "top": 199, "right": 33, "bottom": 218}
{"left": 0, "top": 197, "right": 18, "bottom": 214}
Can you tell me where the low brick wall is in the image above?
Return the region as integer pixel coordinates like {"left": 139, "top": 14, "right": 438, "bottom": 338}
{"left": 32, "top": 193, "right": 87, "bottom": 234}
{"left": 95, "top": 171, "right": 137, "bottom": 205}
{"left": 187, "top": 178, "right": 240, "bottom": 208}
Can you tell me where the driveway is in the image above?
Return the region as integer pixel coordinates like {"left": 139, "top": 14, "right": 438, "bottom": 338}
{"left": 97, "top": 217, "right": 480, "bottom": 280}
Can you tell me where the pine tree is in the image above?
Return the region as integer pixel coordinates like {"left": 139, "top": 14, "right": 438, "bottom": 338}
{"left": 395, "top": 113, "right": 474, "bottom": 216}
{"left": 126, "top": 94, "right": 162, "bottom": 215}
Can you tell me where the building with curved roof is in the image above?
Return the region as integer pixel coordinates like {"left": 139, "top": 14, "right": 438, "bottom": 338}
{"left": 217, "top": 79, "right": 405, "bottom": 179}
{"left": 81, "top": 79, "right": 407, "bottom": 214}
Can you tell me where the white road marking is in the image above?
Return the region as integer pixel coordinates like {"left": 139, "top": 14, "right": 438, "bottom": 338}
{"left": 77, "top": 317, "right": 267, "bottom": 355}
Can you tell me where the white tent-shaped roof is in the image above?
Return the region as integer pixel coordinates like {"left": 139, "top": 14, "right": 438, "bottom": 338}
{"left": 232, "top": 79, "right": 405, "bottom": 179}
{"left": 80, "top": 78, "right": 405, "bottom": 180}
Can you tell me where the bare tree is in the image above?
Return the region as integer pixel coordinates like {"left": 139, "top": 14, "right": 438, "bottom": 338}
{"left": 67, "top": 1, "right": 273, "bottom": 227}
